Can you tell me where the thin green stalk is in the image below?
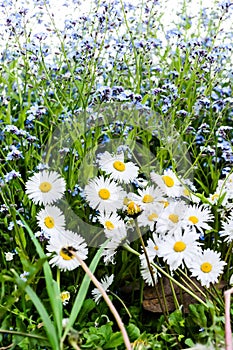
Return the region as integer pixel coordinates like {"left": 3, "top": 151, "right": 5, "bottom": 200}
{"left": 134, "top": 219, "right": 167, "bottom": 317}
{"left": 151, "top": 262, "right": 209, "bottom": 308}
{"left": 0, "top": 329, "right": 47, "bottom": 341}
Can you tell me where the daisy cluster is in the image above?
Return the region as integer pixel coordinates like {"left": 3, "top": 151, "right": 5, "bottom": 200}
{"left": 25, "top": 170, "right": 88, "bottom": 271}
{"left": 82, "top": 149, "right": 232, "bottom": 289}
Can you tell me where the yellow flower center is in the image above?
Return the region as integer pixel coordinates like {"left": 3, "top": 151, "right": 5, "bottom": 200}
{"left": 201, "top": 262, "right": 212, "bottom": 273}
{"left": 159, "top": 200, "right": 169, "bottom": 208}
{"left": 142, "top": 194, "right": 154, "bottom": 203}
{"left": 168, "top": 214, "right": 179, "bottom": 223}
{"left": 148, "top": 213, "right": 158, "bottom": 221}
{"left": 188, "top": 215, "right": 199, "bottom": 224}
{"left": 105, "top": 220, "right": 115, "bottom": 230}
{"left": 154, "top": 245, "right": 159, "bottom": 251}
{"left": 173, "top": 241, "right": 186, "bottom": 252}
{"left": 44, "top": 216, "right": 55, "bottom": 229}
{"left": 211, "top": 193, "right": 219, "bottom": 201}
{"left": 113, "top": 160, "right": 126, "bottom": 172}
{"left": 60, "top": 247, "right": 75, "bottom": 260}
{"left": 127, "top": 201, "right": 141, "bottom": 215}
{"left": 60, "top": 291, "right": 70, "bottom": 302}
{"left": 183, "top": 188, "right": 190, "bottom": 196}
{"left": 98, "top": 188, "right": 110, "bottom": 200}
{"left": 162, "top": 175, "right": 174, "bottom": 187}
{"left": 39, "top": 181, "right": 52, "bottom": 193}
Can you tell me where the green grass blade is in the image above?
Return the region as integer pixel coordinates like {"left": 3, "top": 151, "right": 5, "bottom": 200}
{"left": 61, "top": 242, "right": 107, "bottom": 342}
{"left": 18, "top": 213, "right": 63, "bottom": 338}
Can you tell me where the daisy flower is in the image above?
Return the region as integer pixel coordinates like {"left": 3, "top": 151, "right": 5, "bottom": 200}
{"left": 151, "top": 169, "right": 182, "bottom": 197}
{"left": 46, "top": 230, "right": 88, "bottom": 271}
{"left": 179, "top": 179, "right": 200, "bottom": 203}
{"left": 220, "top": 212, "right": 233, "bottom": 243}
{"left": 84, "top": 176, "right": 126, "bottom": 213}
{"left": 156, "top": 201, "right": 187, "bottom": 234}
{"left": 97, "top": 212, "right": 125, "bottom": 232}
{"left": 140, "top": 253, "right": 158, "bottom": 286}
{"left": 36, "top": 205, "right": 66, "bottom": 236}
{"left": 91, "top": 274, "right": 114, "bottom": 304}
{"left": 130, "top": 185, "right": 165, "bottom": 210}
{"left": 102, "top": 226, "right": 128, "bottom": 264}
{"left": 188, "top": 248, "right": 226, "bottom": 288}
{"left": 60, "top": 291, "right": 70, "bottom": 305}
{"left": 158, "top": 228, "right": 202, "bottom": 271}
{"left": 182, "top": 204, "right": 214, "bottom": 236}
{"left": 25, "top": 170, "right": 66, "bottom": 205}
{"left": 137, "top": 203, "right": 164, "bottom": 230}
{"left": 146, "top": 233, "right": 165, "bottom": 257}
{"left": 97, "top": 151, "right": 139, "bottom": 183}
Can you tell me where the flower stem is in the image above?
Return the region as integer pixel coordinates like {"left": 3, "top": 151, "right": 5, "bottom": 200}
{"left": 224, "top": 287, "right": 233, "bottom": 350}
{"left": 73, "top": 252, "right": 132, "bottom": 350}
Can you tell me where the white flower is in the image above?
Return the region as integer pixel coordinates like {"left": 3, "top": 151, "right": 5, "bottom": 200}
{"left": 137, "top": 203, "right": 164, "bottom": 230}
{"left": 25, "top": 170, "right": 66, "bottom": 205}
{"left": 129, "top": 185, "right": 165, "bottom": 210}
{"left": 151, "top": 169, "right": 182, "bottom": 197}
{"left": 156, "top": 201, "right": 187, "bottom": 234}
{"left": 97, "top": 151, "right": 139, "bottom": 183}
{"left": 158, "top": 228, "right": 202, "bottom": 271}
{"left": 60, "top": 291, "right": 70, "bottom": 305}
{"left": 46, "top": 230, "right": 88, "bottom": 271}
{"left": 188, "top": 248, "right": 226, "bottom": 288}
{"left": 97, "top": 212, "right": 125, "bottom": 232}
{"left": 145, "top": 233, "right": 165, "bottom": 259}
{"left": 5, "top": 252, "right": 15, "bottom": 261}
{"left": 84, "top": 176, "right": 126, "bottom": 213}
{"left": 102, "top": 226, "right": 128, "bottom": 264}
{"left": 182, "top": 204, "right": 213, "bottom": 235}
{"left": 220, "top": 212, "right": 233, "bottom": 243}
{"left": 36, "top": 206, "right": 66, "bottom": 236}
{"left": 91, "top": 274, "right": 114, "bottom": 304}
{"left": 140, "top": 254, "right": 158, "bottom": 286}
{"left": 179, "top": 179, "right": 200, "bottom": 203}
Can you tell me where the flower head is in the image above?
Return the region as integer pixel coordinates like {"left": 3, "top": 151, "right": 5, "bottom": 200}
{"left": 97, "top": 151, "right": 139, "bottom": 183}
{"left": 183, "top": 204, "right": 213, "bottom": 236}
{"left": 84, "top": 176, "right": 126, "bottom": 213}
{"left": 25, "top": 170, "right": 66, "bottom": 205}
{"left": 91, "top": 274, "right": 114, "bottom": 304}
{"left": 151, "top": 169, "right": 182, "bottom": 197}
{"left": 46, "top": 230, "right": 88, "bottom": 271}
{"left": 158, "top": 228, "right": 202, "bottom": 271}
{"left": 188, "top": 248, "right": 226, "bottom": 288}
{"left": 36, "top": 205, "right": 66, "bottom": 236}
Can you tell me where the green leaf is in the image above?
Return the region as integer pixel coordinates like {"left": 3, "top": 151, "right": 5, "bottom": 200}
{"left": 13, "top": 272, "right": 59, "bottom": 350}
{"left": 126, "top": 323, "right": 141, "bottom": 341}
{"left": 18, "top": 214, "right": 63, "bottom": 338}
{"left": 104, "top": 332, "right": 123, "bottom": 349}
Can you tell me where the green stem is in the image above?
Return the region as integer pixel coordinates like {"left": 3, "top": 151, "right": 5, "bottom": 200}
{"left": 151, "top": 262, "right": 209, "bottom": 308}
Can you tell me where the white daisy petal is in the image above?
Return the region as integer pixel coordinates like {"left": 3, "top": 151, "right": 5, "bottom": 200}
{"left": 91, "top": 274, "right": 114, "bottom": 304}
{"left": 25, "top": 170, "right": 66, "bottom": 205}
